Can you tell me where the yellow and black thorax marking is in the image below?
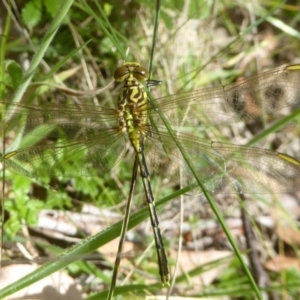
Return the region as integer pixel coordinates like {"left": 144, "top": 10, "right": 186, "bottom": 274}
{"left": 114, "top": 62, "right": 150, "bottom": 152}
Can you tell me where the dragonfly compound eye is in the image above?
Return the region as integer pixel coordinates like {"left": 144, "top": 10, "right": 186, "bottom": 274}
{"left": 134, "top": 66, "right": 149, "bottom": 81}
{"left": 114, "top": 66, "right": 130, "bottom": 82}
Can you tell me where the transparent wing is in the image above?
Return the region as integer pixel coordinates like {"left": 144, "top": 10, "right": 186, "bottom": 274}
{"left": 145, "top": 129, "right": 300, "bottom": 194}
{"left": 3, "top": 129, "right": 127, "bottom": 178}
{"left": 1, "top": 101, "right": 128, "bottom": 178}
{"left": 2, "top": 65, "right": 300, "bottom": 192}
{"left": 4, "top": 100, "right": 120, "bottom": 135}
{"left": 142, "top": 64, "right": 300, "bottom": 194}
{"left": 149, "top": 64, "right": 300, "bottom": 127}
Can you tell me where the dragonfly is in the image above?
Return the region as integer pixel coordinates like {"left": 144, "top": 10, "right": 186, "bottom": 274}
{"left": 2, "top": 61, "right": 300, "bottom": 298}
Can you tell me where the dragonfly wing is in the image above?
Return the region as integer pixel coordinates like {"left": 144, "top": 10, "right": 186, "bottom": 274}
{"left": 146, "top": 130, "right": 300, "bottom": 194}
{"left": 2, "top": 101, "right": 119, "bottom": 139}
{"left": 149, "top": 65, "right": 300, "bottom": 127}
{"left": 1, "top": 101, "right": 128, "bottom": 179}
{"left": 2, "top": 129, "right": 127, "bottom": 179}
{"left": 145, "top": 64, "right": 300, "bottom": 194}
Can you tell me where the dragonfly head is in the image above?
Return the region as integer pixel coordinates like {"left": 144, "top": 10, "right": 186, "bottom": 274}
{"left": 114, "top": 62, "right": 149, "bottom": 83}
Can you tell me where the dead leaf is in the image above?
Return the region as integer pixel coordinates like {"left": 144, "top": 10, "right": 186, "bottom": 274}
{"left": 265, "top": 255, "right": 300, "bottom": 272}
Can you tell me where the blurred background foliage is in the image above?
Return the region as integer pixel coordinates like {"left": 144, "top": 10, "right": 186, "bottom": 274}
{"left": 1, "top": 0, "right": 300, "bottom": 299}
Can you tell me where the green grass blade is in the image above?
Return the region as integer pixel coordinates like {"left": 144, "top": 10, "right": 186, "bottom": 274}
{"left": 148, "top": 92, "right": 262, "bottom": 299}
{"left": 79, "top": 0, "right": 127, "bottom": 60}
{"left": 247, "top": 106, "right": 300, "bottom": 147}
{"left": 178, "top": 5, "right": 279, "bottom": 92}
{"left": 0, "top": 186, "right": 191, "bottom": 299}
{"left": 41, "top": 40, "right": 91, "bottom": 80}
{"left": 10, "top": 0, "right": 74, "bottom": 105}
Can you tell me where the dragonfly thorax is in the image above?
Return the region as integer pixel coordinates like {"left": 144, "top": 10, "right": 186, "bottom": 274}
{"left": 115, "top": 63, "right": 150, "bottom": 153}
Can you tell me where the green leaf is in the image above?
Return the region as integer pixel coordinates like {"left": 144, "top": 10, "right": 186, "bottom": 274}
{"left": 103, "top": 3, "right": 113, "bottom": 16}
{"left": 44, "top": 0, "right": 61, "bottom": 18}
{"left": 6, "top": 60, "right": 23, "bottom": 90}
{"left": 22, "top": 0, "right": 43, "bottom": 27}
{"left": 19, "top": 124, "right": 58, "bottom": 149}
